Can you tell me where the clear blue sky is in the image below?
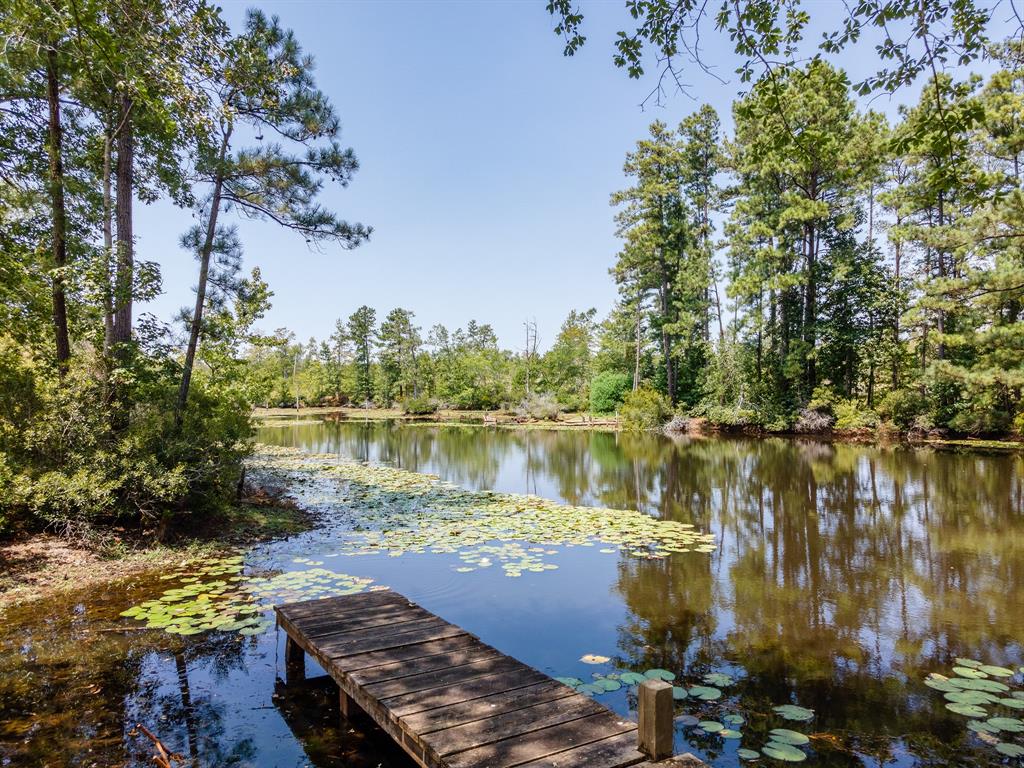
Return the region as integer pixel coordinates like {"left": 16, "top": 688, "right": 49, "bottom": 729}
{"left": 136, "top": 1, "right": 996, "bottom": 352}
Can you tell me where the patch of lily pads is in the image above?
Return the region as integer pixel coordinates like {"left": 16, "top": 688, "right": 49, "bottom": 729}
{"left": 119, "top": 555, "right": 380, "bottom": 637}
{"left": 925, "top": 658, "right": 1024, "bottom": 761}
{"left": 251, "top": 446, "right": 716, "bottom": 576}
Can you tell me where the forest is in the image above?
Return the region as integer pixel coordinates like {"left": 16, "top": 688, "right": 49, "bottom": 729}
{"left": 264, "top": 48, "right": 1024, "bottom": 439}
{"left": 1, "top": 0, "right": 1022, "bottom": 536}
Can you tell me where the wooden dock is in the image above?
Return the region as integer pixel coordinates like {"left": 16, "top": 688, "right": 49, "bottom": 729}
{"left": 275, "top": 590, "right": 702, "bottom": 768}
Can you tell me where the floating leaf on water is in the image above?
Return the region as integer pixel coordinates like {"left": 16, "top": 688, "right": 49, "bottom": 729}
{"left": 698, "top": 721, "right": 723, "bottom": 733}
{"left": 949, "top": 677, "right": 1009, "bottom": 693}
{"left": 578, "top": 683, "right": 605, "bottom": 695}
{"left": 956, "top": 658, "right": 984, "bottom": 669}
{"left": 772, "top": 705, "right": 814, "bottom": 722}
{"left": 555, "top": 677, "right": 583, "bottom": 688}
{"left": 968, "top": 720, "right": 1001, "bottom": 734}
{"left": 924, "top": 673, "right": 958, "bottom": 692}
{"left": 580, "top": 654, "right": 610, "bottom": 665}
{"left": 946, "top": 703, "right": 988, "bottom": 718}
{"left": 996, "top": 743, "right": 1024, "bottom": 757}
{"left": 953, "top": 666, "right": 989, "bottom": 679}
{"left": 689, "top": 685, "right": 722, "bottom": 701}
{"left": 672, "top": 686, "right": 688, "bottom": 700}
{"left": 979, "top": 665, "right": 1015, "bottom": 677}
{"left": 945, "top": 691, "right": 999, "bottom": 705}
{"left": 703, "top": 672, "right": 733, "bottom": 687}
{"left": 644, "top": 669, "right": 675, "bottom": 682}
{"left": 1000, "top": 698, "right": 1024, "bottom": 710}
{"left": 769, "top": 729, "right": 810, "bottom": 746}
{"left": 619, "top": 672, "right": 647, "bottom": 685}
{"left": 738, "top": 748, "right": 761, "bottom": 761}
{"left": 987, "top": 717, "right": 1024, "bottom": 733}
{"left": 596, "top": 678, "right": 622, "bottom": 692}
{"left": 675, "top": 715, "right": 700, "bottom": 726}
{"left": 724, "top": 714, "right": 746, "bottom": 726}
{"left": 762, "top": 742, "right": 807, "bottom": 762}
{"left": 720, "top": 729, "right": 742, "bottom": 739}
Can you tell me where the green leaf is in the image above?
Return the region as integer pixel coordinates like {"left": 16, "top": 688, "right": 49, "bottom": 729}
{"left": 772, "top": 704, "right": 814, "bottom": 722}
{"left": 698, "top": 721, "right": 723, "bottom": 732}
{"left": 769, "top": 728, "right": 810, "bottom": 745}
{"left": 644, "top": 668, "right": 675, "bottom": 681}
{"left": 996, "top": 743, "right": 1024, "bottom": 757}
{"left": 762, "top": 742, "right": 806, "bottom": 762}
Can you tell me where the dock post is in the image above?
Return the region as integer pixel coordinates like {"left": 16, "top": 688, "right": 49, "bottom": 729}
{"left": 285, "top": 635, "right": 305, "bottom": 684}
{"left": 638, "top": 679, "right": 674, "bottom": 761}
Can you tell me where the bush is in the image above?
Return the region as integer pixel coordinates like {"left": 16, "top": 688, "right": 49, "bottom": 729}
{"left": 663, "top": 415, "right": 690, "bottom": 435}
{"left": 619, "top": 386, "right": 671, "bottom": 431}
{"left": 697, "top": 404, "right": 759, "bottom": 427}
{"left": 877, "top": 388, "right": 926, "bottom": 429}
{"left": 402, "top": 395, "right": 439, "bottom": 415}
{"left": 590, "top": 371, "right": 632, "bottom": 414}
{"left": 516, "top": 393, "right": 561, "bottom": 421}
{"left": 833, "top": 399, "right": 879, "bottom": 431}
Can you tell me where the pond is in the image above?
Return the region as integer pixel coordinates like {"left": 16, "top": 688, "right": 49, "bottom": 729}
{"left": 2, "top": 418, "right": 1023, "bottom": 767}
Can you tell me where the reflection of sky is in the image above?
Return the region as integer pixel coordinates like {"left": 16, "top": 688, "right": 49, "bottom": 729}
{"left": 250, "top": 421, "right": 1024, "bottom": 766}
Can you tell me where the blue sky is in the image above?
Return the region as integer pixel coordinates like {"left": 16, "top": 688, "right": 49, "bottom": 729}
{"left": 137, "top": 1, "right": 997, "bottom": 352}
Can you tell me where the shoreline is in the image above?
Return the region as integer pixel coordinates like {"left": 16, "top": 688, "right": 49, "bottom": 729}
{"left": 256, "top": 406, "right": 1024, "bottom": 450}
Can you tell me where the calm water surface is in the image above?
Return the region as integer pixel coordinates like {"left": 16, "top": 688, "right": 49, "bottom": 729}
{"left": 2, "top": 419, "right": 1022, "bottom": 767}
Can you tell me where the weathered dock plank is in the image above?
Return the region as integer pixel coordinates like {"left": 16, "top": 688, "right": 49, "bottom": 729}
{"left": 275, "top": 591, "right": 702, "bottom": 768}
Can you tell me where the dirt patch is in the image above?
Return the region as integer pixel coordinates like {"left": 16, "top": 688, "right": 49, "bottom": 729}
{"left": 0, "top": 484, "right": 312, "bottom": 612}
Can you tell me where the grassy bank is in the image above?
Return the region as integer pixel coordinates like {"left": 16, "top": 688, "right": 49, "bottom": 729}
{"left": 255, "top": 406, "right": 620, "bottom": 430}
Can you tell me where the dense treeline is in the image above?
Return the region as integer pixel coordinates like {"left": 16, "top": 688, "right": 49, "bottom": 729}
{"left": 266, "top": 46, "right": 1024, "bottom": 437}
{"left": 0, "top": 1, "right": 365, "bottom": 532}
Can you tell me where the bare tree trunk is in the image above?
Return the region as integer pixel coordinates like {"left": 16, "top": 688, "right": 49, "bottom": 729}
{"left": 175, "top": 128, "right": 231, "bottom": 427}
{"left": 102, "top": 129, "right": 114, "bottom": 357}
{"left": 46, "top": 44, "right": 71, "bottom": 372}
{"left": 633, "top": 300, "right": 642, "bottom": 390}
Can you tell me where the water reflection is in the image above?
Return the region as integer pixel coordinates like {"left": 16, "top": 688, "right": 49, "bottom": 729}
{"left": 260, "top": 420, "right": 1024, "bottom": 766}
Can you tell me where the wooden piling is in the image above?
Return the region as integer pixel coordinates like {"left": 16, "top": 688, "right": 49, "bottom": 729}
{"left": 637, "top": 679, "right": 674, "bottom": 761}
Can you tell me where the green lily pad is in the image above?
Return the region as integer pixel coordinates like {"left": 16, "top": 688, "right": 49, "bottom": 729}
{"left": 762, "top": 742, "right": 807, "bottom": 762}
{"left": 676, "top": 715, "right": 700, "bottom": 726}
{"left": 987, "top": 717, "right": 1024, "bottom": 733}
{"left": 720, "top": 728, "right": 742, "bottom": 739}
{"left": 738, "top": 748, "right": 761, "bottom": 761}
{"left": 645, "top": 668, "right": 675, "bottom": 681}
{"left": 724, "top": 714, "right": 746, "bottom": 726}
{"left": 946, "top": 702, "right": 988, "bottom": 717}
{"left": 672, "top": 686, "right": 687, "bottom": 700}
{"left": 703, "top": 672, "right": 733, "bottom": 687}
{"left": 924, "top": 673, "right": 958, "bottom": 692}
{"left": 555, "top": 677, "right": 583, "bottom": 688}
{"left": 954, "top": 666, "right": 989, "bottom": 679}
{"left": 596, "top": 678, "right": 622, "bottom": 692}
{"left": 949, "top": 677, "right": 1009, "bottom": 692}
{"left": 698, "top": 721, "right": 723, "bottom": 733}
{"left": 996, "top": 743, "right": 1024, "bottom": 757}
{"left": 968, "top": 720, "right": 1001, "bottom": 734}
{"left": 688, "top": 685, "right": 722, "bottom": 701}
{"left": 578, "top": 683, "right": 605, "bottom": 695}
{"left": 769, "top": 729, "right": 810, "bottom": 746}
{"left": 772, "top": 704, "right": 814, "bottom": 722}
{"left": 619, "top": 672, "right": 647, "bottom": 685}
{"left": 1000, "top": 698, "right": 1024, "bottom": 709}
{"left": 945, "top": 691, "right": 999, "bottom": 705}
{"left": 956, "top": 658, "right": 984, "bottom": 669}
{"left": 979, "top": 665, "right": 1015, "bottom": 677}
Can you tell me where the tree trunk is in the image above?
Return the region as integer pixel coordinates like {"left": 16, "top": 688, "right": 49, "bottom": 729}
{"left": 45, "top": 44, "right": 71, "bottom": 372}
{"left": 102, "top": 128, "right": 114, "bottom": 357}
{"left": 803, "top": 223, "right": 817, "bottom": 392}
{"left": 175, "top": 128, "right": 231, "bottom": 427}
{"left": 111, "top": 94, "right": 135, "bottom": 355}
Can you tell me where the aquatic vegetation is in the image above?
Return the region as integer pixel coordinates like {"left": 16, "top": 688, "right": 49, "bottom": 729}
{"left": 580, "top": 653, "right": 610, "bottom": 664}
{"left": 925, "top": 659, "right": 1024, "bottom": 761}
{"left": 119, "top": 555, "right": 379, "bottom": 637}
{"left": 772, "top": 704, "right": 815, "bottom": 722}
{"left": 251, "top": 446, "right": 716, "bottom": 576}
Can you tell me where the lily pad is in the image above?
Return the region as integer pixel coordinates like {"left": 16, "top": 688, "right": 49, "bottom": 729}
{"left": 555, "top": 677, "right": 583, "bottom": 688}
{"left": 698, "top": 721, "right": 723, "bottom": 733}
{"left": 769, "top": 729, "right": 810, "bottom": 746}
{"left": 724, "top": 714, "right": 746, "bottom": 726}
{"left": 1000, "top": 698, "right": 1024, "bottom": 709}
{"left": 675, "top": 715, "right": 700, "bottom": 726}
{"left": 762, "top": 742, "right": 807, "bottom": 762}
{"left": 772, "top": 705, "right": 814, "bottom": 722}
{"left": 987, "top": 717, "right": 1024, "bottom": 733}
{"left": 619, "top": 672, "right": 647, "bottom": 685}
{"left": 688, "top": 685, "right": 722, "bottom": 701}
{"left": 946, "top": 702, "right": 988, "bottom": 717}
{"left": 720, "top": 728, "right": 743, "bottom": 739}
{"left": 979, "top": 665, "right": 1015, "bottom": 677}
{"left": 595, "top": 678, "right": 622, "bottom": 692}
{"left": 996, "top": 743, "right": 1024, "bottom": 757}
{"left": 738, "top": 748, "right": 761, "bottom": 761}
{"left": 953, "top": 666, "right": 989, "bottom": 679}
{"left": 924, "top": 673, "right": 958, "bottom": 692}
{"left": 644, "top": 668, "right": 676, "bottom": 682}
{"left": 578, "top": 683, "right": 605, "bottom": 695}
{"left": 956, "top": 658, "right": 984, "bottom": 669}
{"left": 672, "top": 686, "right": 688, "bottom": 700}
{"left": 703, "top": 672, "right": 733, "bottom": 687}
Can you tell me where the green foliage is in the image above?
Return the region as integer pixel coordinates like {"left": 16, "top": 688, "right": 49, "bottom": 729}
{"left": 833, "top": 400, "right": 879, "bottom": 431}
{"left": 877, "top": 389, "right": 927, "bottom": 430}
{"left": 402, "top": 395, "right": 439, "bottom": 415}
{"left": 619, "top": 386, "right": 671, "bottom": 431}
{"left": 590, "top": 371, "right": 632, "bottom": 413}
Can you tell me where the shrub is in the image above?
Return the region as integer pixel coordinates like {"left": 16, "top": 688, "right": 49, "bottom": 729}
{"left": 619, "top": 387, "right": 671, "bottom": 431}
{"left": 877, "top": 388, "right": 926, "bottom": 429}
{"left": 517, "top": 393, "right": 561, "bottom": 421}
{"left": 833, "top": 399, "right": 879, "bottom": 431}
{"left": 590, "top": 371, "right": 632, "bottom": 414}
{"left": 663, "top": 415, "right": 690, "bottom": 435}
{"left": 698, "top": 404, "right": 759, "bottom": 427}
{"left": 402, "top": 395, "right": 439, "bottom": 415}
